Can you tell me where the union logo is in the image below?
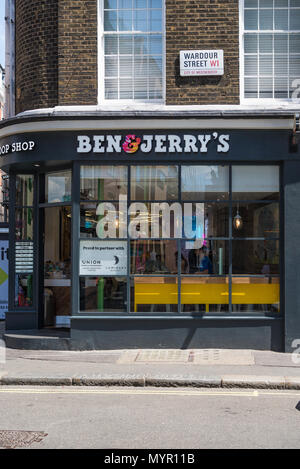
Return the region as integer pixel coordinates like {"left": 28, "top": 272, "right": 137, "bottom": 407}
{"left": 122, "top": 135, "right": 141, "bottom": 154}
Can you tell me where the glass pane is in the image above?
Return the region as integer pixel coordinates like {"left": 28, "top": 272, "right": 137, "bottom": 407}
{"left": 232, "top": 202, "right": 279, "bottom": 238}
{"left": 130, "top": 240, "right": 177, "bottom": 274}
{"left": 290, "top": 56, "right": 300, "bottom": 75}
{"left": 274, "top": 76, "right": 288, "bottom": 98}
{"left": 183, "top": 240, "right": 229, "bottom": 275}
{"left": 80, "top": 203, "right": 127, "bottom": 239}
{"left": 134, "top": 0, "right": 147, "bottom": 7}
{"left": 275, "top": 9, "right": 288, "bottom": 30}
{"left": 15, "top": 208, "right": 34, "bottom": 240}
{"left": 245, "top": 77, "right": 258, "bottom": 97}
{"left": 119, "top": 9, "right": 132, "bottom": 31}
{"left": 290, "top": 9, "right": 300, "bottom": 30}
{"left": 259, "top": 55, "right": 273, "bottom": 75}
{"left": 80, "top": 277, "right": 127, "bottom": 313}
{"left": 134, "top": 35, "right": 148, "bottom": 54}
{"left": 104, "top": 10, "right": 118, "bottom": 31}
{"left": 44, "top": 207, "right": 71, "bottom": 326}
{"left": 104, "top": 0, "right": 117, "bottom": 8}
{"left": 275, "top": 33, "right": 288, "bottom": 53}
{"left": 134, "top": 77, "right": 148, "bottom": 98}
{"left": 149, "top": 0, "right": 162, "bottom": 7}
{"left": 259, "top": 76, "right": 273, "bottom": 97}
{"left": 275, "top": 0, "right": 288, "bottom": 6}
{"left": 120, "top": 78, "right": 134, "bottom": 98}
{"left": 134, "top": 9, "right": 147, "bottom": 31}
{"left": 119, "top": 0, "right": 132, "bottom": 8}
{"left": 131, "top": 277, "right": 178, "bottom": 313}
{"left": 15, "top": 274, "right": 33, "bottom": 307}
{"left": 245, "top": 9, "right": 258, "bottom": 30}
{"left": 105, "top": 36, "right": 118, "bottom": 55}
{"left": 135, "top": 56, "right": 148, "bottom": 76}
{"left": 181, "top": 277, "right": 229, "bottom": 313}
{"left": 259, "top": 9, "right": 273, "bottom": 30}
{"left": 261, "top": 0, "right": 273, "bottom": 6}
{"left": 245, "top": 0, "right": 258, "bottom": 6}
{"left": 80, "top": 166, "right": 127, "bottom": 201}
{"left": 232, "top": 277, "right": 280, "bottom": 313}
{"left": 45, "top": 171, "right": 71, "bottom": 203}
{"left": 119, "top": 35, "right": 133, "bottom": 54}
{"left": 182, "top": 202, "right": 229, "bottom": 239}
{"left": 245, "top": 55, "right": 258, "bottom": 75}
{"left": 131, "top": 166, "right": 178, "bottom": 200}
{"left": 105, "top": 79, "right": 118, "bottom": 99}
{"left": 232, "top": 166, "right": 279, "bottom": 200}
{"left": 16, "top": 175, "right": 34, "bottom": 206}
{"left": 181, "top": 166, "right": 229, "bottom": 201}
{"left": 232, "top": 240, "right": 280, "bottom": 275}
{"left": 259, "top": 33, "right": 273, "bottom": 52}
{"left": 274, "top": 55, "right": 288, "bottom": 74}
{"left": 290, "top": 33, "right": 300, "bottom": 53}
{"left": 105, "top": 56, "right": 118, "bottom": 77}
{"left": 149, "top": 9, "right": 162, "bottom": 31}
{"left": 149, "top": 35, "right": 162, "bottom": 54}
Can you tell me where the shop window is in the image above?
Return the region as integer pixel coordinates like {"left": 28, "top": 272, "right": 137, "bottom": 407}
{"left": 80, "top": 277, "right": 127, "bottom": 313}
{"left": 101, "top": 0, "right": 164, "bottom": 103}
{"left": 45, "top": 171, "right": 72, "bottom": 203}
{"left": 80, "top": 166, "right": 127, "bottom": 201}
{"left": 77, "top": 164, "right": 280, "bottom": 316}
{"left": 181, "top": 166, "right": 229, "bottom": 201}
{"left": 131, "top": 165, "right": 178, "bottom": 200}
{"left": 241, "top": 0, "right": 300, "bottom": 100}
{"left": 14, "top": 174, "right": 35, "bottom": 309}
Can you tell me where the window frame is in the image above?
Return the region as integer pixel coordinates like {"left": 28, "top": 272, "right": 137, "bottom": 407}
{"left": 98, "top": 0, "right": 166, "bottom": 105}
{"left": 239, "top": 0, "right": 300, "bottom": 104}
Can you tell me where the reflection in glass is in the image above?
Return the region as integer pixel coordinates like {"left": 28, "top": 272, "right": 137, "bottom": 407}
{"left": 232, "top": 166, "right": 279, "bottom": 200}
{"left": 131, "top": 240, "right": 177, "bottom": 274}
{"left": 16, "top": 175, "right": 34, "bottom": 206}
{"left": 80, "top": 203, "right": 127, "bottom": 239}
{"left": 232, "top": 202, "right": 279, "bottom": 238}
{"left": 15, "top": 208, "right": 34, "bottom": 240}
{"left": 183, "top": 202, "right": 229, "bottom": 238}
{"left": 80, "top": 166, "right": 127, "bottom": 201}
{"left": 80, "top": 277, "right": 127, "bottom": 313}
{"left": 181, "top": 166, "right": 229, "bottom": 201}
{"left": 183, "top": 240, "right": 229, "bottom": 275}
{"left": 46, "top": 171, "right": 72, "bottom": 203}
{"left": 131, "top": 166, "right": 178, "bottom": 200}
{"left": 232, "top": 240, "right": 279, "bottom": 275}
{"left": 181, "top": 277, "right": 229, "bottom": 313}
{"left": 131, "top": 277, "right": 178, "bottom": 313}
{"left": 232, "top": 277, "right": 280, "bottom": 313}
{"left": 15, "top": 274, "right": 33, "bottom": 307}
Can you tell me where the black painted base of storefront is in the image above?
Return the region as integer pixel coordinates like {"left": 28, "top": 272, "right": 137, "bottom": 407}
{"left": 70, "top": 317, "right": 284, "bottom": 352}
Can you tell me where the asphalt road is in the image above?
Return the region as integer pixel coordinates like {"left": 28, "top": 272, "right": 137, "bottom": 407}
{"left": 0, "top": 386, "right": 299, "bottom": 449}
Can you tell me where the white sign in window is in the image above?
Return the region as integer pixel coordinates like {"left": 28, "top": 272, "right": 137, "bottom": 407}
{"left": 80, "top": 240, "right": 127, "bottom": 276}
{"left": 180, "top": 50, "right": 224, "bottom": 76}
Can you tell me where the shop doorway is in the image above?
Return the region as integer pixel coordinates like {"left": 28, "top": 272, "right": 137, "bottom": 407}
{"left": 43, "top": 206, "right": 71, "bottom": 328}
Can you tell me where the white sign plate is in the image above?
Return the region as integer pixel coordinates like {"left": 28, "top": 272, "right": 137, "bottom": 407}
{"left": 80, "top": 240, "right": 127, "bottom": 276}
{"left": 180, "top": 50, "right": 224, "bottom": 76}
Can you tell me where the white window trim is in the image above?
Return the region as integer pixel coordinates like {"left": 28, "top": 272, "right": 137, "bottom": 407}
{"left": 239, "top": 0, "right": 300, "bottom": 105}
{"left": 98, "top": 0, "right": 166, "bottom": 106}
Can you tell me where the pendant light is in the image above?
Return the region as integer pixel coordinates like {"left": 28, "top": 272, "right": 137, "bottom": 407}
{"left": 233, "top": 204, "right": 243, "bottom": 230}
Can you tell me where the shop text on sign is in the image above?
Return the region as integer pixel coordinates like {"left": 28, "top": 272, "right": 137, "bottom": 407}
{"left": 180, "top": 50, "right": 224, "bottom": 76}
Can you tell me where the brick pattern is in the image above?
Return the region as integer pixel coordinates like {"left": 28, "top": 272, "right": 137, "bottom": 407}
{"left": 15, "top": 0, "right": 59, "bottom": 114}
{"left": 166, "top": 0, "right": 240, "bottom": 105}
{"left": 58, "top": 0, "right": 98, "bottom": 105}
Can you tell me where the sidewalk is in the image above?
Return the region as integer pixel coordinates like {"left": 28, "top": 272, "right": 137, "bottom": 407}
{"left": 1, "top": 323, "right": 300, "bottom": 390}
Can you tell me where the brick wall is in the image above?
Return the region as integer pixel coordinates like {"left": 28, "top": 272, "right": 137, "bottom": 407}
{"left": 58, "top": 0, "right": 98, "bottom": 105}
{"left": 15, "top": 0, "right": 240, "bottom": 112}
{"left": 15, "top": 0, "right": 59, "bottom": 114}
{"left": 166, "top": 0, "right": 240, "bottom": 105}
